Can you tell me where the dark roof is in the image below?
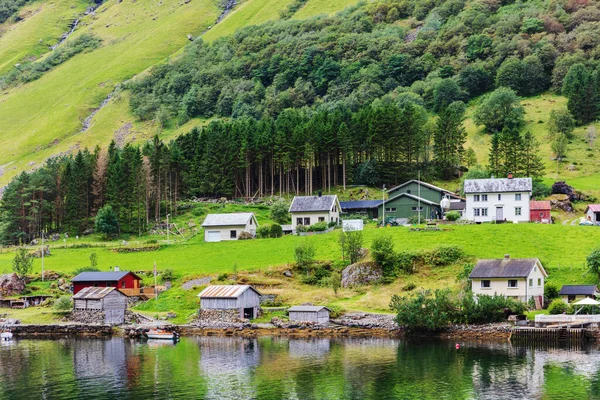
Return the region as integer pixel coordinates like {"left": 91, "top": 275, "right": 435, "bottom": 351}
{"left": 340, "top": 200, "right": 382, "bottom": 210}
{"left": 385, "top": 192, "right": 439, "bottom": 206}
{"left": 449, "top": 201, "right": 466, "bottom": 210}
{"left": 464, "top": 178, "right": 532, "bottom": 194}
{"left": 72, "top": 271, "right": 141, "bottom": 282}
{"left": 559, "top": 285, "right": 599, "bottom": 296}
{"left": 388, "top": 180, "right": 449, "bottom": 194}
{"left": 289, "top": 195, "right": 338, "bottom": 212}
{"left": 469, "top": 258, "right": 546, "bottom": 278}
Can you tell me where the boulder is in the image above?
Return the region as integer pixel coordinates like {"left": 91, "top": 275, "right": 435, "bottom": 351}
{"left": 283, "top": 270, "right": 293, "bottom": 277}
{"left": 341, "top": 261, "right": 382, "bottom": 288}
{"left": 0, "top": 273, "right": 25, "bottom": 296}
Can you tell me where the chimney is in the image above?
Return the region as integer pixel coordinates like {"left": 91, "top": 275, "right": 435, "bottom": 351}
{"left": 507, "top": 173, "right": 513, "bottom": 179}
{"left": 318, "top": 190, "right": 322, "bottom": 197}
{"left": 114, "top": 266, "right": 120, "bottom": 272}
{"left": 504, "top": 254, "right": 510, "bottom": 260}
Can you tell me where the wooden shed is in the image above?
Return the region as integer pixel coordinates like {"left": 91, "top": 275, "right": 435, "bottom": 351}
{"left": 73, "top": 287, "right": 129, "bottom": 324}
{"left": 198, "top": 285, "right": 262, "bottom": 319}
{"left": 288, "top": 306, "right": 331, "bottom": 324}
{"left": 530, "top": 201, "right": 551, "bottom": 223}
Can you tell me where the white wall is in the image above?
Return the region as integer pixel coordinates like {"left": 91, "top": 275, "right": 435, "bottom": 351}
{"left": 204, "top": 221, "right": 256, "bottom": 242}
{"left": 471, "top": 264, "right": 544, "bottom": 302}
{"left": 291, "top": 211, "right": 338, "bottom": 229}
{"left": 465, "top": 192, "right": 530, "bottom": 222}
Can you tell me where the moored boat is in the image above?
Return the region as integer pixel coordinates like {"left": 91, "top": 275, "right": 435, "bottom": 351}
{"left": 146, "top": 328, "right": 178, "bottom": 341}
{"left": 1, "top": 331, "right": 13, "bottom": 341}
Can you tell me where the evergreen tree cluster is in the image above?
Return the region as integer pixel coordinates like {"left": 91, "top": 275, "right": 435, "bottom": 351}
{"left": 562, "top": 63, "right": 600, "bottom": 124}
{"left": 488, "top": 129, "right": 545, "bottom": 178}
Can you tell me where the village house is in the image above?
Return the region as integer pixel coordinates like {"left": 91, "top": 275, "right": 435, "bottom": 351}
{"left": 72, "top": 286, "right": 129, "bottom": 324}
{"left": 72, "top": 271, "right": 142, "bottom": 295}
{"left": 585, "top": 204, "right": 600, "bottom": 224}
{"left": 464, "top": 176, "right": 532, "bottom": 223}
{"left": 340, "top": 180, "right": 464, "bottom": 222}
{"left": 529, "top": 201, "right": 552, "bottom": 223}
{"left": 198, "top": 285, "right": 261, "bottom": 319}
{"left": 469, "top": 255, "right": 547, "bottom": 308}
{"left": 559, "top": 285, "right": 599, "bottom": 304}
{"left": 288, "top": 306, "right": 331, "bottom": 324}
{"left": 289, "top": 194, "right": 340, "bottom": 230}
{"left": 201, "top": 213, "right": 258, "bottom": 242}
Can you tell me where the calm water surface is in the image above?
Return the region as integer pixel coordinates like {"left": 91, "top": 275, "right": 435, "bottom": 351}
{"left": 0, "top": 336, "right": 599, "bottom": 399}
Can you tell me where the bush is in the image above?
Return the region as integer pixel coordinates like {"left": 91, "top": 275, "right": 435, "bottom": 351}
{"left": 270, "top": 201, "right": 290, "bottom": 224}
{"left": 407, "top": 215, "right": 420, "bottom": 224}
{"left": 217, "top": 273, "right": 228, "bottom": 281}
{"left": 238, "top": 231, "right": 253, "bottom": 240}
{"left": 54, "top": 296, "right": 72, "bottom": 311}
{"left": 191, "top": 205, "right": 204, "bottom": 217}
{"left": 426, "top": 246, "right": 465, "bottom": 267}
{"left": 390, "top": 289, "right": 457, "bottom": 332}
{"left": 445, "top": 211, "right": 460, "bottom": 221}
{"left": 269, "top": 223, "right": 283, "bottom": 238}
{"left": 458, "top": 294, "right": 525, "bottom": 324}
{"left": 294, "top": 241, "right": 316, "bottom": 272}
{"left": 548, "top": 298, "right": 569, "bottom": 314}
{"left": 307, "top": 222, "right": 328, "bottom": 232}
{"left": 295, "top": 225, "right": 308, "bottom": 233}
{"left": 95, "top": 205, "right": 119, "bottom": 239}
{"left": 161, "top": 268, "right": 175, "bottom": 283}
{"left": 402, "top": 283, "right": 416, "bottom": 291}
{"left": 327, "top": 221, "right": 337, "bottom": 228}
{"left": 544, "top": 283, "right": 559, "bottom": 300}
{"left": 339, "top": 230, "right": 364, "bottom": 264}
{"left": 256, "top": 225, "right": 270, "bottom": 238}
{"left": 326, "top": 304, "right": 343, "bottom": 318}
{"left": 371, "top": 235, "right": 396, "bottom": 277}
{"left": 587, "top": 248, "right": 600, "bottom": 279}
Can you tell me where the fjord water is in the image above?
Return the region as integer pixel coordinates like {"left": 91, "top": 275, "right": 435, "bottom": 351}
{"left": 0, "top": 337, "right": 598, "bottom": 399}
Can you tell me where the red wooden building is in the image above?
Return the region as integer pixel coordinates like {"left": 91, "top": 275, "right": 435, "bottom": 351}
{"left": 530, "top": 201, "right": 551, "bottom": 223}
{"left": 72, "top": 271, "right": 142, "bottom": 294}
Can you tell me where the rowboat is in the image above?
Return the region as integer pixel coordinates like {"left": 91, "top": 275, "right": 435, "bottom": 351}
{"left": 146, "top": 329, "right": 178, "bottom": 341}
{"left": 1, "top": 332, "right": 13, "bottom": 341}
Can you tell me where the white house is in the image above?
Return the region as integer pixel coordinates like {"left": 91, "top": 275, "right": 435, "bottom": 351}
{"left": 585, "top": 204, "right": 600, "bottom": 224}
{"left": 464, "top": 176, "right": 532, "bottom": 222}
{"left": 469, "top": 255, "right": 547, "bottom": 307}
{"left": 201, "top": 213, "right": 258, "bottom": 242}
{"left": 289, "top": 194, "right": 341, "bottom": 230}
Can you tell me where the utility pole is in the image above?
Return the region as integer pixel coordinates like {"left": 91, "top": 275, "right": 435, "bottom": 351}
{"left": 382, "top": 184, "right": 386, "bottom": 227}
{"left": 41, "top": 227, "right": 45, "bottom": 282}
{"left": 166, "top": 214, "right": 170, "bottom": 244}
{"left": 418, "top": 170, "right": 421, "bottom": 225}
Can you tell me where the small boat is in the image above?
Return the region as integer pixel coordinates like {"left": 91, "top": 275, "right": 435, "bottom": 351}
{"left": 1, "top": 332, "right": 13, "bottom": 341}
{"left": 146, "top": 328, "right": 179, "bottom": 341}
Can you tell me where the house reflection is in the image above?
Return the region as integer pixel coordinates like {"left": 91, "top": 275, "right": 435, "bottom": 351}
{"left": 288, "top": 338, "right": 331, "bottom": 359}
{"left": 73, "top": 338, "right": 128, "bottom": 389}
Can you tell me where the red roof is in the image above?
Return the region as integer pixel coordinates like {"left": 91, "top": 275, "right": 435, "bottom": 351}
{"left": 530, "top": 201, "right": 551, "bottom": 210}
{"left": 587, "top": 204, "right": 600, "bottom": 212}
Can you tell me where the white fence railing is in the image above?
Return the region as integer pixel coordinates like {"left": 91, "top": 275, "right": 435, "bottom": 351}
{"left": 535, "top": 315, "right": 600, "bottom": 323}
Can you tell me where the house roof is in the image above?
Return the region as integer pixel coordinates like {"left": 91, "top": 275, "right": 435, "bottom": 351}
{"left": 288, "top": 306, "right": 331, "bottom": 312}
{"left": 559, "top": 285, "right": 599, "bottom": 296}
{"left": 388, "top": 180, "right": 448, "bottom": 194}
{"left": 530, "top": 201, "right": 551, "bottom": 210}
{"left": 449, "top": 200, "right": 466, "bottom": 210}
{"left": 585, "top": 204, "right": 600, "bottom": 213}
{"left": 464, "top": 178, "right": 532, "bottom": 194}
{"left": 72, "top": 271, "right": 140, "bottom": 282}
{"left": 385, "top": 192, "right": 439, "bottom": 206}
{"left": 289, "top": 195, "right": 338, "bottom": 212}
{"left": 198, "top": 285, "right": 262, "bottom": 298}
{"left": 202, "top": 213, "right": 256, "bottom": 227}
{"left": 73, "top": 286, "right": 124, "bottom": 300}
{"left": 469, "top": 258, "right": 546, "bottom": 278}
{"left": 340, "top": 200, "right": 382, "bottom": 210}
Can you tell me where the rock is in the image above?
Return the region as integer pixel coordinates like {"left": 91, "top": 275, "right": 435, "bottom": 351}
{"left": 31, "top": 245, "right": 50, "bottom": 258}
{"left": 341, "top": 261, "right": 382, "bottom": 288}
{"left": 83, "top": 228, "right": 94, "bottom": 235}
{"left": 332, "top": 313, "right": 399, "bottom": 331}
{"left": 181, "top": 277, "right": 212, "bottom": 290}
{"left": 549, "top": 194, "right": 573, "bottom": 212}
{"left": 283, "top": 270, "right": 293, "bottom": 277}
{"left": 50, "top": 233, "right": 60, "bottom": 241}
{"left": 166, "top": 312, "right": 177, "bottom": 319}
{"left": 0, "top": 273, "right": 25, "bottom": 296}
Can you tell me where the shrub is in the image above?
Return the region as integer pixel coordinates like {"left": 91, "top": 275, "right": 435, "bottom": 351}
{"left": 294, "top": 241, "right": 316, "bottom": 273}
{"left": 191, "top": 205, "right": 204, "bottom": 217}
{"left": 54, "top": 296, "right": 72, "bottom": 311}
{"left": 326, "top": 304, "right": 343, "bottom": 318}
{"left": 426, "top": 246, "right": 465, "bottom": 267}
{"left": 296, "top": 225, "right": 308, "bottom": 233}
{"left": 269, "top": 223, "right": 283, "bottom": 238}
{"left": 161, "top": 268, "right": 175, "bottom": 283}
{"left": 544, "top": 283, "right": 559, "bottom": 300}
{"left": 587, "top": 247, "right": 600, "bottom": 279}
{"left": 327, "top": 221, "right": 337, "bottom": 228}
{"left": 390, "top": 289, "right": 457, "bottom": 332}
{"left": 217, "top": 273, "right": 228, "bottom": 281}
{"left": 256, "top": 225, "right": 270, "bottom": 238}
{"left": 402, "top": 282, "right": 416, "bottom": 291}
{"left": 396, "top": 251, "right": 420, "bottom": 274}
{"left": 445, "top": 211, "right": 460, "bottom": 221}
{"left": 407, "top": 215, "right": 420, "bottom": 224}
{"left": 339, "top": 230, "right": 364, "bottom": 264}
{"left": 371, "top": 235, "right": 397, "bottom": 277}
{"left": 270, "top": 201, "right": 290, "bottom": 224}
{"left": 307, "top": 222, "right": 328, "bottom": 232}
{"left": 548, "top": 299, "right": 569, "bottom": 314}
{"left": 95, "top": 205, "right": 119, "bottom": 239}
{"left": 458, "top": 294, "right": 525, "bottom": 324}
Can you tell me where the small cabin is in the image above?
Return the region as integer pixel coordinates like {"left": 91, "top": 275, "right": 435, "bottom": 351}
{"left": 559, "top": 285, "right": 599, "bottom": 304}
{"left": 73, "top": 287, "right": 129, "bottom": 324}
{"left": 288, "top": 306, "right": 331, "bottom": 324}
{"left": 72, "top": 271, "right": 142, "bottom": 295}
{"left": 201, "top": 213, "right": 258, "bottom": 242}
{"left": 585, "top": 204, "right": 600, "bottom": 224}
{"left": 198, "top": 285, "right": 261, "bottom": 319}
{"left": 530, "top": 201, "right": 551, "bottom": 223}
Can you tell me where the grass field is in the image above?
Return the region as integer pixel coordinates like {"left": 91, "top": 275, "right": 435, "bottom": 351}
{"left": 292, "top": 0, "right": 361, "bottom": 19}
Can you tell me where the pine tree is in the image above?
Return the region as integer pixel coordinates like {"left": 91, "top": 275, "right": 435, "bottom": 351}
{"left": 433, "top": 101, "right": 467, "bottom": 179}
{"left": 562, "top": 64, "right": 596, "bottom": 124}
{"left": 521, "top": 131, "right": 545, "bottom": 178}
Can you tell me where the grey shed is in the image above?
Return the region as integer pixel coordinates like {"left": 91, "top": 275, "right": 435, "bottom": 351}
{"left": 288, "top": 306, "right": 331, "bottom": 323}
{"left": 198, "top": 285, "right": 262, "bottom": 319}
{"left": 72, "top": 287, "right": 129, "bottom": 324}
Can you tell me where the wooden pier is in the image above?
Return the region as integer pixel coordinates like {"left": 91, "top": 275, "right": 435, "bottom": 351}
{"left": 510, "top": 327, "right": 586, "bottom": 344}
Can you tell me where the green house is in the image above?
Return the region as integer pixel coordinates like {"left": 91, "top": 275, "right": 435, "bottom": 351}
{"left": 378, "top": 192, "right": 441, "bottom": 221}
{"left": 386, "top": 180, "right": 454, "bottom": 204}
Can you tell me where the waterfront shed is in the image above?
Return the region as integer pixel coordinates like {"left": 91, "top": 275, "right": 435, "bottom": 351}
{"left": 72, "top": 287, "right": 129, "bottom": 324}
{"left": 288, "top": 306, "right": 331, "bottom": 323}
{"left": 198, "top": 285, "right": 262, "bottom": 319}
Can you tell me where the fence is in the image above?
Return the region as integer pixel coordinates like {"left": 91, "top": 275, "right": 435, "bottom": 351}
{"left": 535, "top": 315, "right": 600, "bottom": 323}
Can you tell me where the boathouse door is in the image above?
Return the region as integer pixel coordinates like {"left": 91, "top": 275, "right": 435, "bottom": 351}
{"left": 105, "top": 309, "right": 125, "bottom": 325}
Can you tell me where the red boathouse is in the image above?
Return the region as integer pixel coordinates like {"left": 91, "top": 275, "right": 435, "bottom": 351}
{"left": 72, "top": 271, "right": 142, "bottom": 294}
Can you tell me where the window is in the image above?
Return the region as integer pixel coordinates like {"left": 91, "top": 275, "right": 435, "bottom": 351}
{"left": 568, "top": 295, "right": 576, "bottom": 302}
{"left": 121, "top": 281, "right": 126, "bottom": 288}
{"left": 537, "top": 278, "right": 541, "bottom": 286}
{"left": 230, "top": 230, "right": 237, "bottom": 239}
{"left": 508, "top": 280, "right": 518, "bottom": 288}
{"left": 481, "top": 280, "right": 491, "bottom": 288}
{"left": 481, "top": 208, "right": 488, "bottom": 216}
{"left": 481, "top": 194, "right": 488, "bottom": 201}
{"left": 539, "top": 212, "right": 544, "bottom": 218}
{"left": 498, "top": 194, "right": 502, "bottom": 201}
{"left": 407, "top": 190, "right": 412, "bottom": 194}
{"left": 304, "top": 217, "right": 310, "bottom": 225}
{"left": 515, "top": 207, "right": 522, "bottom": 216}
{"left": 318, "top": 217, "right": 325, "bottom": 222}
{"left": 474, "top": 195, "right": 480, "bottom": 202}
{"left": 474, "top": 208, "right": 480, "bottom": 217}
{"left": 411, "top": 206, "right": 424, "bottom": 212}
{"left": 385, "top": 207, "right": 396, "bottom": 212}
{"left": 296, "top": 218, "right": 303, "bottom": 225}
{"left": 529, "top": 278, "right": 533, "bottom": 287}
{"left": 515, "top": 193, "right": 522, "bottom": 201}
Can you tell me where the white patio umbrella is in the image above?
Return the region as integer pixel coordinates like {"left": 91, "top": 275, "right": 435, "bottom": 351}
{"left": 573, "top": 297, "right": 600, "bottom": 314}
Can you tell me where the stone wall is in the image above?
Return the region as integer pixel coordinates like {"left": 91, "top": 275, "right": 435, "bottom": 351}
{"left": 70, "top": 310, "right": 105, "bottom": 324}
{"left": 194, "top": 308, "right": 250, "bottom": 329}
{"left": 8, "top": 324, "right": 113, "bottom": 337}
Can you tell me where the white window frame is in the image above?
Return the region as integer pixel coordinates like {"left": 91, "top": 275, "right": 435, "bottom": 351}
{"left": 411, "top": 206, "right": 424, "bottom": 212}
{"left": 474, "top": 208, "right": 481, "bottom": 217}
{"left": 481, "top": 194, "right": 488, "bottom": 201}
{"left": 515, "top": 207, "right": 522, "bottom": 216}
{"left": 515, "top": 193, "right": 522, "bottom": 201}
{"left": 473, "top": 195, "right": 480, "bottom": 202}
{"left": 385, "top": 207, "right": 396, "bottom": 212}
{"left": 482, "top": 208, "right": 488, "bottom": 217}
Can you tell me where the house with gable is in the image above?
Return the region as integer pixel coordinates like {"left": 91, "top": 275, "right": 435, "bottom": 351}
{"left": 464, "top": 176, "right": 532, "bottom": 223}
{"left": 289, "top": 194, "right": 340, "bottom": 230}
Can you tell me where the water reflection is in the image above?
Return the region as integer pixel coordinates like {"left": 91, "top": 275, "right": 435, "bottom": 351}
{"left": 1, "top": 337, "right": 600, "bottom": 399}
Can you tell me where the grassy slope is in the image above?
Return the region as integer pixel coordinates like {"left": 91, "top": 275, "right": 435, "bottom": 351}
{"left": 0, "top": 0, "right": 89, "bottom": 74}
{"left": 0, "top": 0, "right": 220, "bottom": 185}
{"left": 292, "top": 0, "right": 361, "bottom": 19}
